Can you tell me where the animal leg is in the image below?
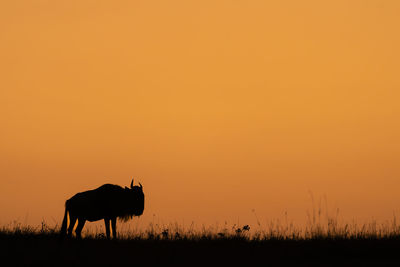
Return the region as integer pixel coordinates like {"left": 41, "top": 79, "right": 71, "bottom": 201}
{"left": 104, "top": 218, "right": 111, "bottom": 239}
{"left": 67, "top": 216, "right": 77, "bottom": 238}
{"left": 111, "top": 217, "right": 117, "bottom": 239}
{"left": 75, "top": 218, "right": 86, "bottom": 239}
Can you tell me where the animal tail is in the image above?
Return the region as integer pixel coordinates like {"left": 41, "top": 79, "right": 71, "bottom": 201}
{"left": 60, "top": 200, "right": 69, "bottom": 238}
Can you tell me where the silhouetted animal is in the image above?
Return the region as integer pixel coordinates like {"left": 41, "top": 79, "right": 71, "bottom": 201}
{"left": 60, "top": 179, "right": 144, "bottom": 239}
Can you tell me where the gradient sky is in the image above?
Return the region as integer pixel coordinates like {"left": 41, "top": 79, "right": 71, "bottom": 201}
{"left": 1, "top": 0, "right": 400, "bottom": 229}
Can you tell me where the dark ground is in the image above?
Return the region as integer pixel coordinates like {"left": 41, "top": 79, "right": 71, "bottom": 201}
{"left": 1, "top": 234, "right": 400, "bottom": 266}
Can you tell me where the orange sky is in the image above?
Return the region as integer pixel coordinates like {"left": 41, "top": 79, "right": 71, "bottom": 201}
{"left": 1, "top": 0, "right": 400, "bottom": 229}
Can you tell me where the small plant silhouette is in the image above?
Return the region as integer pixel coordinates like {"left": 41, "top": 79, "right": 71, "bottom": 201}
{"left": 162, "top": 229, "right": 169, "bottom": 239}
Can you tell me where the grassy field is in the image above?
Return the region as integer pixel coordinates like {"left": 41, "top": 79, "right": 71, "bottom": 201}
{"left": 2, "top": 218, "right": 400, "bottom": 266}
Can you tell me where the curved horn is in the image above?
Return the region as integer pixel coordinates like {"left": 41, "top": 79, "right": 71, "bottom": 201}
{"left": 130, "top": 179, "right": 134, "bottom": 189}
{"left": 139, "top": 182, "right": 143, "bottom": 189}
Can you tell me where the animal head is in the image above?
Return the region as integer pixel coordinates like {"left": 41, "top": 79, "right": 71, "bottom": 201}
{"left": 125, "top": 178, "right": 145, "bottom": 216}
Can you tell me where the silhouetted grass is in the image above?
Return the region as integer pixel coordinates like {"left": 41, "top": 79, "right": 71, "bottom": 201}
{"left": 2, "top": 216, "right": 400, "bottom": 266}
{"left": 3, "top": 219, "right": 400, "bottom": 241}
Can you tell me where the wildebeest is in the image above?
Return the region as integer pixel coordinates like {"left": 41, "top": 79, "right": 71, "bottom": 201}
{"left": 60, "top": 179, "right": 145, "bottom": 239}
